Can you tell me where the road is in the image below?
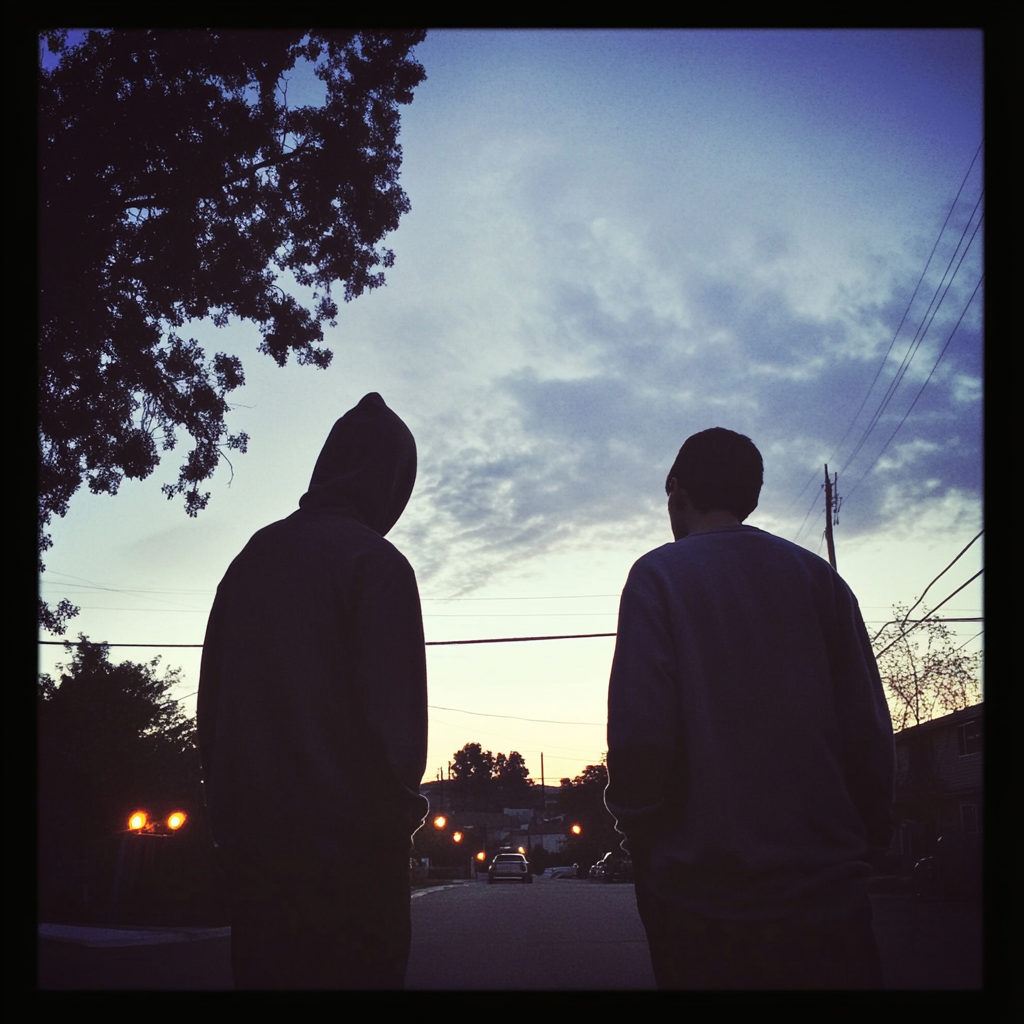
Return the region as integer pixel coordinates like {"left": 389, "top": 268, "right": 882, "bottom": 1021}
{"left": 37, "top": 879, "right": 982, "bottom": 990}
{"left": 406, "top": 877, "right": 654, "bottom": 989}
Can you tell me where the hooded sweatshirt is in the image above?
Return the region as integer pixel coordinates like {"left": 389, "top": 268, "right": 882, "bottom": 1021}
{"left": 198, "top": 394, "right": 428, "bottom": 879}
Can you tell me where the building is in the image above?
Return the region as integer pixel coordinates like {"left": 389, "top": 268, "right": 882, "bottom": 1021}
{"left": 892, "top": 702, "right": 982, "bottom": 890}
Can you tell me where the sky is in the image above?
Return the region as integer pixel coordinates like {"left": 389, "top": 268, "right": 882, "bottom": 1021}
{"left": 39, "top": 30, "right": 984, "bottom": 787}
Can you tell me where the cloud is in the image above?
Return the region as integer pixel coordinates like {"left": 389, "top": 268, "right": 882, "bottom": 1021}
{"left": 401, "top": 223, "right": 980, "bottom": 597}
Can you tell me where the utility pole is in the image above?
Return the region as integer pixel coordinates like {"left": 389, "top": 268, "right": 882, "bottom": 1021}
{"left": 823, "top": 465, "right": 840, "bottom": 570}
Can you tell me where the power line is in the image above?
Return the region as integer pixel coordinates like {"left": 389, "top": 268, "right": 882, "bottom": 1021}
{"left": 895, "top": 529, "right": 983, "bottom": 633}
{"left": 783, "top": 139, "right": 984, "bottom": 516}
{"left": 869, "top": 528, "right": 983, "bottom": 641}
{"left": 42, "top": 571, "right": 622, "bottom": 604}
{"left": 840, "top": 197, "right": 984, "bottom": 480}
{"left": 841, "top": 191, "right": 983, "bottom": 490}
{"left": 426, "top": 633, "right": 616, "bottom": 646}
{"left": 791, "top": 487, "right": 823, "bottom": 546}
{"left": 427, "top": 704, "right": 602, "bottom": 727}
{"left": 953, "top": 630, "right": 984, "bottom": 654}
{"left": 843, "top": 269, "right": 984, "bottom": 503}
{"left": 39, "top": 633, "right": 620, "bottom": 649}
{"left": 41, "top": 620, "right": 981, "bottom": 653}
{"left": 872, "top": 569, "right": 983, "bottom": 659}
{"left": 170, "top": 690, "right": 604, "bottom": 730}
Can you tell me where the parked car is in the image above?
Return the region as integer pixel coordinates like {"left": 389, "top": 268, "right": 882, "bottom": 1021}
{"left": 548, "top": 866, "right": 579, "bottom": 879}
{"left": 488, "top": 852, "right": 532, "bottom": 884}
{"left": 590, "top": 851, "right": 633, "bottom": 883}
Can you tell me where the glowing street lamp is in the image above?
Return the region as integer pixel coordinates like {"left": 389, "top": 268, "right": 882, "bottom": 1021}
{"left": 571, "top": 824, "right": 582, "bottom": 835}
{"left": 167, "top": 812, "right": 187, "bottom": 830}
{"left": 128, "top": 811, "right": 148, "bottom": 831}
{"left": 452, "top": 831, "right": 463, "bottom": 843}
{"left": 433, "top": 815, "right": 447, "bottom": 829}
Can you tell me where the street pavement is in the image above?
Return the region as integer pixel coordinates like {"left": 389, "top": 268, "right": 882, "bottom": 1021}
{"left": 37, "top": 877, "right": 983, "bottom": 990}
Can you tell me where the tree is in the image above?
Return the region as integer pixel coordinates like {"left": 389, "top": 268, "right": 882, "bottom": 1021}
{"left": 450, "top": 742, "right": 496, "bottom": 811}
{"left": 558, "top": 761, "right": 619, "bottom": 867}
{"left": 449, "top": 743, "right": 534, "bottom": 812}
{"left": 38, "top": 637, "right": 199, "bottom": 840}
{"left": 493, "top": 750, "right": 533, "bottom": 807}
{"left": 39, "top": 29, "right": 427, "bottom": 631}
{"left": 872, "top": 605, "right": 982, "bottom": 732}
{"left": 38, "top": 637, "right": 218, "bottom": 921}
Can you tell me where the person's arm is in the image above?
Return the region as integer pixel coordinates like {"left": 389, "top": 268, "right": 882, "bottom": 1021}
{"left": 353, "top": 545, "right": 429, "bottom": 838}
{"left": 831, "top": 581, "right": 895, "bottom": 854}
{"left": 605, "top": 561, "right": 678, "bottom": 853}
{"left": 196, "top": 579, "right": 229, "bottom": 786}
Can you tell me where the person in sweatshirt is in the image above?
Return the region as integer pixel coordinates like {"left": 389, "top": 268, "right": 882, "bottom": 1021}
{"left": 605, "top": 427, "right": 893, "bottom": 989}
{"left": 198, "top": 393, "right": 428, "bottom": 989}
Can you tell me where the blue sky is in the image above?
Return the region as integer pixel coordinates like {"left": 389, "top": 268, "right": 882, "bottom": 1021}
{"left": 40, "top": 30, "right": 983, "bottom": 783}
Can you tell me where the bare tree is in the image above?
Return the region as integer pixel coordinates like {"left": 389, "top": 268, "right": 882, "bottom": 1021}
{"left": 872, "top": 604, "right": 982, "bottom": 730}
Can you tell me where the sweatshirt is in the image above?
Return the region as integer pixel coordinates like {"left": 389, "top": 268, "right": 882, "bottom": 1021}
{"left": 198, "top": 393, "right": 428, "bottom": 879}
{"left": 605, "top": 525, "right": 893, "bottom": 921}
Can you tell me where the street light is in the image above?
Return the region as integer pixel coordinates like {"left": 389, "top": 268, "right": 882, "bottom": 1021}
{"left": 434, "top": 815, "right": 447, "bottom": 830}
{"left": 452, "top": 831, "right": 463, "bottom": 843}
{"left": 571, "top": 824, "right": 582, "bottom": 835}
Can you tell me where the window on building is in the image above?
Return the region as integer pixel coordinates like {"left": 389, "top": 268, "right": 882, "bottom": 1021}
{"left": 956, "top": 719, "right": 983, "bottom": 756}
{"left": 960, "top": 804, "right": 980, "bottom": 834}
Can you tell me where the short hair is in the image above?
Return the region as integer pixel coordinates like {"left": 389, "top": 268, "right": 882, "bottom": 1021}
{"left": 666, "top": 427, "right": 763, "bottom": 521}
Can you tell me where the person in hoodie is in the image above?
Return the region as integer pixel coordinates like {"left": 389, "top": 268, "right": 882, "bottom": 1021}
{"left": 198, "top": 393, "right": 428, "bottom": 990}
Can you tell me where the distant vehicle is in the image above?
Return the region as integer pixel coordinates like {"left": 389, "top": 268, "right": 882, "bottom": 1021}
{"left": 590, "top": 851, "right": 633, "bottom": 883}
{"left": 488, "top": 853, "right": 532, "bottom": 884}
{"left": 539, "top": 866, "right": 576, "bottom": 879}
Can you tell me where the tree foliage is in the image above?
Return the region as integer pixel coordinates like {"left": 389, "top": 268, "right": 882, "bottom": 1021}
{"left": 449, "top": 743, "right": 533, "bottom": 811}
{"left": 38, "top": 637, "right": 199, "bottom": 846}
{"left": 558, "top": 761, "right": 619, "bottom": 866}
{"left": 872, "top": 605, "right": 982, "bottom": 732}
{"left": 38, "top": 637, "right": 227, "bottom": 923}
{"left": 38, "top": 29, "right": 427, "bottom": 630}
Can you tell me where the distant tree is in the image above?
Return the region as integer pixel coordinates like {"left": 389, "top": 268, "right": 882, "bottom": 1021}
{"left": 493, "top": 750, "right": 533, "bottom": 807}
{"left": 37, "top": 637, "right": 219, "bottom": 922}
{"left": 450, "top": 743, "right": 496, "bottom": 810}
{"left": 451, "top": 742, "right": 495, "bottom": 785}
{"left": 38, "top": 29, "right": 427, "bottom": 632}
{"left": 38, "top": 637, "right": 199, "bottom": 844}
{"left": 872, "top": 605, "right": 982, "bottom": 731}
{"left": 558, "top": 761, "right": 619, "bottom": 868}
{"left": 449, "top": 743, "right": 536, "bottom": 811}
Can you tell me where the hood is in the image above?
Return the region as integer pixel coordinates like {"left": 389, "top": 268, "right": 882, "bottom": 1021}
{"left": 298, "top": 393, "right": 417, "bottom": 536}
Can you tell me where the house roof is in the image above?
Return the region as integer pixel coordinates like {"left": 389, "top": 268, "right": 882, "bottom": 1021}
{"left": 894, "top": 702, "right": 983, "bottom": 739}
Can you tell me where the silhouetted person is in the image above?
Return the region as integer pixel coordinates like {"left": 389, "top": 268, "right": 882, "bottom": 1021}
{"left": 198, "top": 393, "right": 428, "bottom": 989}
{"left": 605, "top": 428, "right": 893, "bottom": 989}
